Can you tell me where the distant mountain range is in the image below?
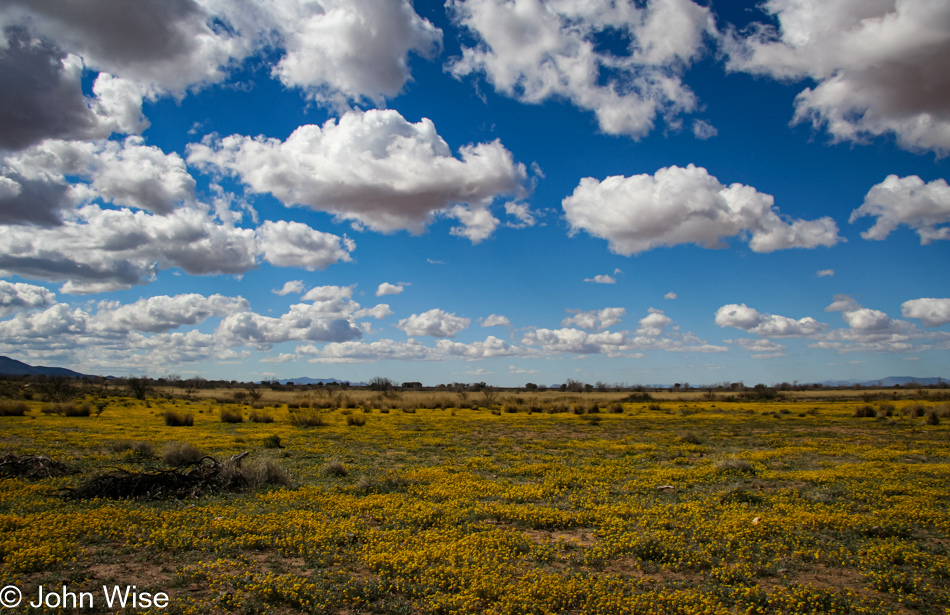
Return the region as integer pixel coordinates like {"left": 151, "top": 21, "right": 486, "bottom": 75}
{"left": 0, "top": 355, "right": 91, "bottom": 378}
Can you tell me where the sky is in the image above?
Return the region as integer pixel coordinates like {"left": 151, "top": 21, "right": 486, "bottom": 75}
{"left": 0, "top": 0, "right": 948, "bottom": 387}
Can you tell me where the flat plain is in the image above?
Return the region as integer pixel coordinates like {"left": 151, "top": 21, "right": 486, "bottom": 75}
{"left": 1, "top": 387, "right": 948, "bottom": 614}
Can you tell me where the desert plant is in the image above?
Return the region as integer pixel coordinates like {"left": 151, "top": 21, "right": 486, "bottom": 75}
{"left": 111, "top": 440, "right": 154, "bottom": 458}
{"left": 322, "top": 460, "right": 347, "bottom": 477}
{"left": 877, "top": 403, "right": 895, "bottom": 417}
{"left": 162, "top": 442, "right": 204, "bottom": 466}
{"left": 679, "top": 432, "right": 703, "bottom": 445}
{"left": 219, "top": 407, "right": 244, "bottom": 423}
{"left": 0, "top": 401, "right": 29, "bottom": 416}
{"left": 64, "top": 403, "right": 91, "bottom": 417}
{"left": 853, "top": 405, "right": 876, "bottom": 418}
{"left": 163, "top": 410, "right": 194, "bottom": 427}
{"left": 924, "top": 409, "right": 940, "bottom": 426}
{"left": 715, "top": 456, "right": 756, "bottom": 475}
{"left": 249, "top": 409, "right": 274, "bottom": 423}
{"left": 346, "top": 414, "right": 366, "bottom": 426}
{"left": 903, "top": 403, "right": 925, "bottom": 418}
{"left": 262, "top": 435, "right": 283, "bottom": 449}
{"left": 237, "top": 458, "right": 293, "bottom": 489}
{"left": 288, "top": 408, "right": 324, "bottom": 427}
{"left": 126, "top": 376, "right": 151, "bottom": 400}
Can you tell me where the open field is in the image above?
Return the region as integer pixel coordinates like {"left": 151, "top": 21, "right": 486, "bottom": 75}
{"left": 1, "top": 390, "right": 949, "bottom": 614}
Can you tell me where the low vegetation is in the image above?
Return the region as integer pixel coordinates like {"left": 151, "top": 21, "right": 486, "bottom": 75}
{"left": 0, "top": 385, "right": 948, "bottom": 614}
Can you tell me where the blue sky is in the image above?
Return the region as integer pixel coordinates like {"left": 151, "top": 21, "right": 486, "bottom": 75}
{"left": 1, "top": 0, "right": 948, "bottom": 386}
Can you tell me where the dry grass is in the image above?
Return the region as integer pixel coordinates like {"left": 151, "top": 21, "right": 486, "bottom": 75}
{"left": 161, "top": 441, "right": 204, "bottom": 467}
{"left": 219, "top": 407, "right": 244, "bottom": 423}
{"left": 163, "top": 410, "right": 194, "bottom": 426}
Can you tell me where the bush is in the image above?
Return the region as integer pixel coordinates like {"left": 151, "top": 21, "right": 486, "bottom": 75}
{"left": 163, "top": 410, "right": 194, "bottom": 427}
{"left": 853, "top": 405, "right": 876, "bottom": 418}
{"left": 162, "top": 442, "right": 204, "bottom": 466}
{"left": 111, "top": 440, "right": 154, "bottom": 458}
{"left": 924, "top": 409, "right": 940, "bottom": 426}
{"left": 715, "top": 456, "right": 756, "bottom": 474}
{"left": 289, "top": 408, "right": 324, "bottom": 427}
{"left": 679, "top": 432, "right": 703, "bottom": 445}
{"left": 346, "top": 414, "right": 365, "bottom": 426}
{"left": 904, "top": 403, "right": 925, "bottom": 418}
{"left": 237, "top": 458, "right": 293, "bottom": 489}
{"left": 877, "top": 403, "right": 895, "bottom": 417}
{"left": 322, "top": 460, "right": 347, "bottom": 477}
{"left": 249, "top": 409, "right": 274, "bottom": 423}
{"left": 64, "top": 403, "right": 91, "bottom": 417}
{"left": 262, "top": 435, "right": 283, "bottom": 449}
{"left": 0, "top": 401, "right": 29, "bottom": 416}
{"left": 219, "top": 407, "right": 244, "bottom": 423}
{"left": 608, "top": 403, "right": 624, "bottom": 414}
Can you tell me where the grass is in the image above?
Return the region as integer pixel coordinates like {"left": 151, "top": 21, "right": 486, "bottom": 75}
{"left": 0, "top": 390, "right": 948, "bottom": 614}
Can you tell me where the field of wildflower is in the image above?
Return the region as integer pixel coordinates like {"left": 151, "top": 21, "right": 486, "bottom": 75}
{"left": 1, "top": 386, "right": 949, "bottom": 614}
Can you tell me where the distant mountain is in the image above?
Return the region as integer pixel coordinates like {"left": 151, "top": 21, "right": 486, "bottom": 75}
{"left": 815, "top": 376, "right": 946, "bottom": 387}
{"left": 0, "top": 355, "right": 91, "bottom": 378}
{"left": 265, "top": 377, "right": 368, "bottom": 387}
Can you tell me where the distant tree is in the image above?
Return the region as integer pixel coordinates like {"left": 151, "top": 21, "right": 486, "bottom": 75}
{"left": 525, "top": 383, "right": 538, "bottom": 391}
{"left": 369, "top": 377, "right": 396, "bottom": 392}
{"left": 482, "top": 387, "right": 498, "bottom": 405}
{"left": 127, "top": 376, "right": 151, "bottom": 400}
{"left": 41, "top": 376, "right": 76, "bottom": 402}
{"left": 565, "top": 379, "right": 584, "bottom": 393}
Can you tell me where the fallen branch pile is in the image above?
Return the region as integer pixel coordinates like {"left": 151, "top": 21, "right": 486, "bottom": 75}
{"left": 60, "top": 452, "right": 251, "bottom": 501}
{"left": 0, "top": 453, "right": 75, "bottom": 480}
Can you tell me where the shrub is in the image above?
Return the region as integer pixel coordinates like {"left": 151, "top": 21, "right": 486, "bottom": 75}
{"left": 380, "top": 407, "right": 390, "bottom": 414}
{"left": 162, "top": 442, "right": 204, "bottom": 466}
{"left": 924, "top": 409, "right": 940, "bottom": 426}
{"left": 64, "top": 403, "right": 91, "bottom": 417}
{"left": 111, "top": 440, "right": 154, "bottom": 458}
{"left": 249, "top": 409, "right": 274, "bottom": 423}
{"left": 877, "top": 403, "right": 895, "bottom": 417}
{"left": 679, "top": 432, "right": 703, "bottom": 445}
{"left": 647, "top": 403, "right": 663, "bottom": 411}
{"left": 262, "top": 435, "right": 283, "bottom": 449}
{"left": 322, "top": 460, "right": 347, "bottom": 477}
{"left": 0, "top": 401, "right": 29, "bottom": 416}
{"left": 346, "top": 414, "right": 366, "bottom": 426}
{"left": 853, "top": 405, "right": 876, "bottom": 418}
{"left": 608, "top": 403, "right": 624, "bottom": 414}
{"left": 163, "top": 410, "right": 194, "bottom": 426}
{"left": 289, "top": 408, "right": 324, "bottom": 427}
{"left": 904, "top": 403, "right": 925, "bottom": 418}
{"left": 715, "top": 456, "right": 756, "bottom": 474}
{"left": 43, "top": 402, "right": 76, "bottom": 415}
{"left": 219, "top": 407, "right": 244, "bottom": 423}
{"left": 238, "top": 458, "right": 293, "bottom": 489}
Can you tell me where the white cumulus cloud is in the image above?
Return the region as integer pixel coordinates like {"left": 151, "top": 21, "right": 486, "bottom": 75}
{"left": 376, "top": 282, "right": 404, "bottom": 297}
{"left": 562, "top": 308, "right": 626, "bottom": 330}
{"left": 481, "top": 314, "right": 510, "bottom": 327}
{"left": 273, "top": 280, "right": 305, "bottom": 296}
{"left": 725, "top": 0, "right": 950, "bottom": 153}
{"left": 715, "top": 303, "right": 826, "bottom": 337}
{"left": 395, "top": 308, "right": 471, "bottom": 338}
{"left": 187, "top": 109, "right": 528, "bottom": 241}
{"left": 0, "top": 281, "right": 55, "bottom": 318}
{"left": 901, "top": 298, "right": 950, "bottom": 327}
{"left": 564, "top": 164, "right": 841, "bottom": 255}
{"left": 584, "top": 274, "right": 616, "bottom": 284}
{"left": 447, "top": 0, "right": 717, "bottom": 138}
{"left": 850, "top": 175, "right": 950, "bottom": 244}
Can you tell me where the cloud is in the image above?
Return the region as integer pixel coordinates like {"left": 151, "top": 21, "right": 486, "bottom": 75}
{"left": 584, "top": 274, "right": 616, "bottom": 284}
{"left": 300, "top": 285, "right": 355, "bottom": 303}
{"left": 562, "top": 307, "right": 625, "bottom": 330}
{"left": 260, "top": 353, "right": 296, "bottom": 363}
{"left": 817, "top": 269, "right": 834, "bottom": 277}
{"left": 92, "top": 293, "right": 248, "bottom": 333}
{"left": 0, "top": 280, "right": 55, "bottom": 317}
{"left": 376, "top": 282, "right": 404, "bottom": 297}
{"left": 299, "top": 338, "right": 436, "bottom": 363}
{"left": 0, "top": 203, "right": 352, "bottom": 293}
{"left": 724, "top": 0, "right": 950, "bottom": 153}
{"left": 692, "top": 119, "right": 717, "bottom": 140}
{"left": 355, "top": 304, "right": 394, "bottom": 320}
{"left": 216, "top": 302, "right": 363, "bottom": 350}
{"left": 564, "top": 164, "right": 841, "bottom": 255}
{"left": 395, "top": 308, "right": 471, "bottom": 338}
{"left": 447, "top": 0, "right": 716, "bottom": 138}
{"left": 901, "top": 298, "right": 950, "bottom": 327}
{"left": 0, "top": 26, "right": 147, "bottom": 151}
{"left": 436, "top": 336, "right": 527, "bottom": 359}
{"left": 481, "top": 314, "right": 510, "bottom": 327}
{"left": 715, "top": 303, "right": 826, "bottom": 337}
{"left": 504, "top": 201, "right": 537, "bottom": 228}
{"left": 727, "top": 338, "right": 787, "bottom": 355}
{"left": 273, "top": 280, "right": 304, "bottom": 296}
{"left": 257, "top": 220, "right": 355, "bottom": 271}
{"left": 263, "top": 0, "right": 443, "bottom": 106}
{"left": 850, "top": 175, "right": 950, "bottom": 244}
{"left": 636, "top": 308, "right": 672, "bottom": 337}
{"left": 664, "top": 292, "right": 677, "bottom": 299}
{"left": 187, "top": 109, "right": 528, "bottom": 241}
